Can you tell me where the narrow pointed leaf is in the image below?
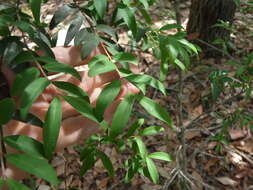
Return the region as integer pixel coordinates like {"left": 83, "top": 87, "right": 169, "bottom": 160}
{"left": 139, "top": 126, "right": 164, "bottom": 136}
{"left": 88, "top": 54, "right": 117, "bottom": 77}
{"left": 94, "top": 80, "right": 121, "bottom": 121}
{"left": 43, "top": 97, "right": 62, "bottom": 160}
{"left": 97, "top": 150, "right": 114, "bottom": 176}
{"left": 0, "top": 98, "right": 15, "bottom": 125}
{"left": 126, "top": 118, "right": 144, "bottom": 137}
{"left": 6, "top": 154, "right": 59, "bottom": 186}
{"left": 53, "top": 81, "right": 89, "bottom": 101}
{"left": 80, "top": 33, "right": 100, "bottom": 59}
{"left": 97, "top": 24, "right": 116, "bottom": 40}
{"left": 148, "top": 152, "right": 172, "bottom": 162}
{"left": 4, "top": 135, "right": 44, "bottom": 157}
{"left": 113, "top": 52, "right": 138, "bottom": 65}
{"left": 64, "top": 15, "right": 83, "bottom": 46}
{"left": 6, "top": 179, "right": 31, "bottom": 190}
{"left": 80, "top": 152, "right": 96, "bottom": 176}
{"left": 139, "top": 96, "right": 172, "bottom": 126}
{"left": 13, "top": 111, "right": 44, "bottom": 127}
{"left": 62, "top": 96, "right": 98, "bottom": 123}
{"left": 94, "top": 0, "right": 107, "bottom": 19}
{"left": 110, "top": 94, "right": 135, "bottom": 138}
{"left": 20, "top": 77, "right": 50, "bottom": 119}
{"left": 30, "top": 0, "right": 41, "bottom": 24}
{"left": 41, "top": 57, "right": 81, "bottom": 80}
{"left": 134, "top": 136, "right": 147, "bottom": 158}
{"left": 145, "top": 157, "right": 159, "bottom": 183}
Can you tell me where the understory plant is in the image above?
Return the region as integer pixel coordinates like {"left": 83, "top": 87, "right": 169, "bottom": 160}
{"left": 0, "top": 0, "right": 198, "bottom": 189}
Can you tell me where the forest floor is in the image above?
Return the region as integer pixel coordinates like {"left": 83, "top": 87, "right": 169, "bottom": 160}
{"left": 1, "top": 0, "right": 253, "bottom": 190}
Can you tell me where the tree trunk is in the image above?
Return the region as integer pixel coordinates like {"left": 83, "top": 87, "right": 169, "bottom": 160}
{"left": 187, "top": 0, "right": 236, "bottom": 57}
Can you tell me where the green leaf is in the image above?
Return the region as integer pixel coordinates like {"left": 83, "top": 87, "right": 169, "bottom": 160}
{"left": 139, "top": 96, "right": 172, "bottom": 126}
{"left": 81, "top": 34, "right": 100, "bottom": 59}
{"left": 80, "top": 152, "right": 96, "bottom": 176}
{"left": 139, "top": 8, "right": 152, "bottom": 24}
{"left": 125, "top": 74, "right": 166, "bottom": 95}
{"left": 11, "top": 67, "right": 40, "bottom": 96}
{"left": 145, "top": 157, "right": 159, "bottom": 183}
{"left": 42, "top": 58, "right": 81, "bottom": 80}
{"left": 159, "top": 24, "right": 183, "bottom": 31}
{"left": 94, "top": 0, "right": 107, "bottom": 19}
{"left": 148, "top": 152, "right": 172, "bottom": 162}
{"left": 0, "top": 98, "right": 15, "bottom": 125}
{"left": 4, "top": 135, "right": 44, "bottom": 157}
{"left": 139, "top": 126, "right": 164, "bottom": 136}
{"left": 113, "top": 52, "right": 138, "bottom": 65}
{"left": 134, "top": 136, "right": 147, "bottom": 158}
{"left": 88, "top": 54, "right": 117, "bottom": 77}
{"left": 3, "top": 41, "right": 23, "bottom": 65}
{"left": 110, "top": 94, "right": 136, "bottom": 138}
{"left": 49, "top": 5, "right": 74, "bottom": 29}
{"left": 126, "top": 118, "right": 144, "bottom": 137}
{"left": 13, "top": 111, "right": 44, "bottom": 127}
{"left": 64, "top": 15, "right": 83, "bottom": 46}
{"left": 97, "top": 150, "right": 114, "bottom": 176}
{"left": 0, "top": 178, "right": 4, "bottom": 189}
{"left": 80, "top": 145, "right": 96, "bottom": 161}
{"left": 94, "top": 80, "right": 121, "bottom": 121}
{"left": 174, "top": 59, "right": 186, "bottom": 70}
{"left": 178, "top": 39, "right": 198, "bottom": 54}
{"left": 139, "top": 0, "right": 149, "bottom": 9}
{"left": 118, "top": 6, "right": 137, "bottom": 38}
{"left": 62, "top": 96, "right": 98, "bottom": 123}
{"left": 97, "top": 24, "right": 117, "bottom": 40}
{"left": 53, "top": 81, "right": 89, "bottom": 101}
{"left": 43, "top": 97, "right": 62, "bottom": 160}
{"left": 6, "top": 154, "right": 59, "bottom": 186}
{"left": 30, "top": 0, "right": 41, "bottom": 24}
{"left": 6, "top": 179, "right": 31, "bottom": 190}
{"left": 20, "top": 77, "right": 50, "bottom": 120}
{"left": 12, "top": 51, "right": 35, "bottom": 65}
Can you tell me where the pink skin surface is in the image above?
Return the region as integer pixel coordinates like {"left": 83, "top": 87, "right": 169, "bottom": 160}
{"left": 0, "top": 45, "right": 139, "bottom": 183}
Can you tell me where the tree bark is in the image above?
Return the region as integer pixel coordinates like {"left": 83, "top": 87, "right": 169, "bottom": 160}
{"left": 187, "top": 0, "right": 236, "bottom": 57}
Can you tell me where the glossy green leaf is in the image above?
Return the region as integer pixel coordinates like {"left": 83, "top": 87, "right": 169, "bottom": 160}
{"left": 64, "top": 15, "right": 83, "bottom": 46}
{"left": 97, "top": 150, "right": 114, "bottom": 176}
{"left": 94, "top": 80, "right": 121, "bottom": 121}
{"left": 134, "top": 136, "right": 147, "bottom": 158}
{"left": 80, "top": 152, "right": 96, "bottom": 176}
{"left": 11, "top": 67, "right": 40, "bottom": 96}
{"left": 118, "top": 6, "right": 137, "bottom": 38}
{"left": 62, "top": 96, "right": 98, "bottom": 123}
{"left": 80, "top": 33, "right": 100, "bottom": 59}
{"left": 49, "top": 5, "right": 74, "bottom": 29}
{"left": 145, "top": 157, "right": 159, "bottom": 183}
{"left": 88, "top": 54, "right": 117, "bottom": 77}
{"left": 174, "top": 59, "right": 186, "bottom": 70}
{"left": 113, "top": 52, "right": 138, "bottom": 65}
{"left": 94, "top": 0, "right": 107, "bottom": 19}
{"left": 0, "top": 98, "right": 15, "bottom": 125}
{"left": 4, "top": 135, "right": 44, "bottom": 157}
{"left": 139, "top": 126, "right": 164, "bottom": 136}
{"left": 125, "top": 74, "right": 166, "bottom": 95}
{"left": 139, "top": 96, "right": 172, "bottom": 126}
{"left": 42, "top": 59, "right": 81, "bottom": 80}
{"left": 53, "top": 81, "right": 89, "bottom": 101}
{"left": 13, "top": 111, "right": 44, "bottom": 127}
{"left": 6, "top": 179, "right": 31, "bottom": 190}
{"left": 43, "top": 97, "right": 62, "bottom": 160}
{"left": 6, "top": 154, "right": 59, "bottom": 186}
{"left": 126, "top": 118, "right": 144, "bottom": 137}
{"left": 148, "top": 152, "right": 172, "bottom": 162}
{"left": 110, "top": 94, "right": 135, "bottom": 138}
{"left": 30, "top": 0, "right": 41, "bottom": 24}
{"left": 20, "top": 77, "right": 50, "bottom": 120}
{"left": 178, "top": 39, "right": 198, "bottom": 54}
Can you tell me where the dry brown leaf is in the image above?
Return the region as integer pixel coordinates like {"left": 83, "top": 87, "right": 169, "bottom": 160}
{"left": 192, "top": 171, "right": 203, "bottom": 190}
{"left": 229, "top": 128, "right": 247, "bottom": 140}
{"left": 216, "top": 176, "right": 238, "bottom": 186}
{"left": 185, "top": 130, "right": 201, "bottom": 140}
{"left": 97, "top": 177, "right": 110, "bottom": 189}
